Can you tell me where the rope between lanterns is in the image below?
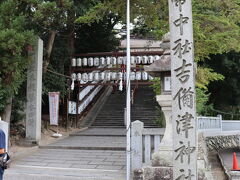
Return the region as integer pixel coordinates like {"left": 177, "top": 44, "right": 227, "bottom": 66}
{"left": 46, "top": 68, "right": 71, "bottom": 79}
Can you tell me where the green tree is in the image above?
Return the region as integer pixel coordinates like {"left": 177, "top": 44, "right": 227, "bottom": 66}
{"left": 76, "top": 0, "right": 240, "bottom": 116}
{"left": 30, "top": 0, "right": 74, "bottom": 72}
{"left": 207, "top": 52, "right": 240, "bottom": 119}
{"left": 0, "top": 0, "right": 75, "bottom": 123}
{"left": 0, "top": 0, "right": 35, "bottom": 123}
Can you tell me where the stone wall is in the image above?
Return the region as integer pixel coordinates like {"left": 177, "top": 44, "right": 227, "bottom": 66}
{"left": 133, "top": 167, "right": 208, "bottom": 180}
{"left": 205, "top": 134, "right": 239, "bottom": 152}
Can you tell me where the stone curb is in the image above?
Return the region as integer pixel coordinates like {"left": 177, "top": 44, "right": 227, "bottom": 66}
{"left": 39, "top": 145, "right": 125, "bottom": 151}
{"left": 218, "top": 151, "right": 230, "bottom": 179}
{"left": 70, "top": 134, "right": 125, "bottom": 137}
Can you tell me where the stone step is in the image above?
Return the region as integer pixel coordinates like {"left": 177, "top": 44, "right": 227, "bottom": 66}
{"left": 70, "top": 128, "right": 126, "bottom": 136}
{"left": 90, "top": 85, "right": 160, "bottom": 128}
{"left": 39, "top": 135, "right": 126, "bottom": 151}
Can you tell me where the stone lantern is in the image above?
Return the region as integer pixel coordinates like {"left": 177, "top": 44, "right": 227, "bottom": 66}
{"left": 144, "top": 32, "right": 173, "bottom": 167}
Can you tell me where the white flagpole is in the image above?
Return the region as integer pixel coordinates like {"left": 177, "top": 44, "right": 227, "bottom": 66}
{"left": 126, "top": 0, "right": 131, "bottom": 179}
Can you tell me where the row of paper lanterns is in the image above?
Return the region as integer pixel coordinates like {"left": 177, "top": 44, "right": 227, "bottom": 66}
{"left": 68, "top": 85, "right": 102, "bottom": 114}
{"left": 71, "top": 71, "right": 154, "bottom": 82}
{"left": 71, "top": 55, "right": 160, "bottom": 67}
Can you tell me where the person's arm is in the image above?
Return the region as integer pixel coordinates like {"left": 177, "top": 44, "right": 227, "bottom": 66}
{"left": 0, "top": 148, "right": 4, "bottom": 154}
{"left": 0, "top": 130, "right": 6, "bottom": 154}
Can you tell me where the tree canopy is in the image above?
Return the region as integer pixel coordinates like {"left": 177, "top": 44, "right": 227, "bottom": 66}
{"left": 0, "top": 0, "right": 35, "bottom": 114}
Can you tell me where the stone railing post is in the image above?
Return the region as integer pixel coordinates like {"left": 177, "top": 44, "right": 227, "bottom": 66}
{"left": 218, "top": 114, "right": 223, "bottom": 131}
{"left": 131, "top": 120, "right": 143, "bottom": 171}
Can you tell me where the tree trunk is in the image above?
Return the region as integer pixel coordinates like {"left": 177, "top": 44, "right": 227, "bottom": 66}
{"left": 43, "top": 30, "right": 57, "bottom": 73}
{"left": 2, "top": 98, "right": 13, "bottom": 124}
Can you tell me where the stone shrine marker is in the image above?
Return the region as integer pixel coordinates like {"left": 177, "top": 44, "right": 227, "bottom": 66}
{"left": 26, "top": 38, "right": 43, "bottom": 143}
{"left": 169, "top": 0, "right": 197, "bottom": 179}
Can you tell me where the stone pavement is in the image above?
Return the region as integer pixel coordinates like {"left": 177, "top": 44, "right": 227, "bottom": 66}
{"left": 4, "top": 128, "right": 127, "bottom": 180}
{"left": 40, "top": 136, "right": 126, "bottom": 150}
{"left": 208, "top": 152, "right": 227, "bottom": 180}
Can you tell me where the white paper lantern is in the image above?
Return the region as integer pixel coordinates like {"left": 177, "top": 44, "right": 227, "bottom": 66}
{"left": 117, "top": 57, "right": 123, "bottom": 65}
{"left": 142, "top": 56, "right": 148, "bottom": 64}
{"left": 119, "top": 78, "right": 123, "bottom": 91}
{"left": 148, "top": 56, "right": 154, "bottom": 64}
{"left": 80, "top": 80, "right": 85, "bottom": 84}
{"left": 94, "top": 72, "right": 100, "bottom": 81}
{"left": 82, "top": 73, "right": 88, "bottom": 82}
{"left": 123, "top": 72, "right": 127, "bottom": 80}
{"left": 142, "top": 72, "right": 148, "bottom": 80}
{"left": 130, "top": 72, "right": 136, "bottom": 81}
{"left": 71, "top": 73, "right": 77, "bottom": 81}
{"left": 88, "top": 57, "right": 94, "bottom": 66}
{"left": 136, "top": 56, "right": 142, "bottom": 64}
{"left": 111, "top": 57, "right": 117, "bottom": 65}
{"left": 123, "top": 57, "right": 127, "bottom": 65}
{"left": 76, "top": 58, "right": 82, "bottom": 67}
{"left": 154, "top": 55, "right": 160, "bottom": 61}
{"left": 68, "top": 101, "right": 76, "bottom": 114}
{"left": 118, "top": 72, "right": 123, "bottom": 80}
{"left": 106, "top": 72, "right": 111, "bottom": 81}
{"left": 100, "top": 72, "right": 105, "bottom": 80}
{"left": 71, "top": 58, "right": 76, "bottom": 67}
{"left": 77, "top": 73, "right": 81, "bottom": 81}
{"left": 88, "top": 73, "right": 93, "bottom": 81}
{"left": 100, "top": 57, "right": 105, "bottom": 65}
{"left": 131, "top": 56, "right": 135, "bottom": 64}
{"left": 149, "top": 74, "right": 154, "bottom": 80}
{"left": 106, "top": 57, "right": 111, "bottom": 65}
{"left": 111, "top": 72, "right": 117, "bottom": 80}
{"left": 136, "top": 71, "right": 142, "bottom": 80}
{"left": 83, "top": 58, "right": 88, "bottom": 66}
{"left": 94, "top": 57, "right": 100, "bottom": 66}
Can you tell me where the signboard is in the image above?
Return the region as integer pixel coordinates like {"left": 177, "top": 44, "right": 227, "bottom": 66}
{"left": 164, "top": 76, "right": 171, "bottom": 91}
{"left": 49, "top": 92, "right": 60, "bottom": 125}
{"left": 68, "top": 101, "right": 77, "bottom": 114}
{"left": 169, "top": 0, "right": 197, "bottom": 179}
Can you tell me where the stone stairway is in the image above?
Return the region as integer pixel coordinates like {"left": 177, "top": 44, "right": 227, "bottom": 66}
{"left": 91, "top": 85, "right": 160, "bottom": 127}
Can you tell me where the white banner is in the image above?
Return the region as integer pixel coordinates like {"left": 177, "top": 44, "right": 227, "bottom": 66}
{"left": 68, "top": 101, "right": 77, "bottom": 114}
{"left": 49, "top": 92, "right": 60, "bottom": 125}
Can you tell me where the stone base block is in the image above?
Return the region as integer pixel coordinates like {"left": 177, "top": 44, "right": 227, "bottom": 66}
{"left": 152, "top": 148, "right": 173, "bottom": 167}
{"left": 133, "top": 167, "right": 208, "bottom": 180}
{"left": 17, "top": 139, "right": 38, "bottom": 147}
{"left": 133, "top": 167, "right": 172, "bottom": 180}
{"left": 229, "top": 171, "right": 240, "bottom": 180}
{"left": 144, "top": 167, "right": 172, "bottom": 180}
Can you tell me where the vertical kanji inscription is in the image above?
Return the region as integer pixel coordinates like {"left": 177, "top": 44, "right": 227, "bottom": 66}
{"left": 169, "top": 0, "right": 197, "bottom": 179}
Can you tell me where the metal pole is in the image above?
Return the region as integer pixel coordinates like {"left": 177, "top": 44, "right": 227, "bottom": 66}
{"left": 126, "top": 0, "right": 131, "bottom": 179}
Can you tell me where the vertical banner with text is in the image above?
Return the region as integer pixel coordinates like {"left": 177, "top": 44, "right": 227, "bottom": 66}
{"left": 169, "top": 0, "right": 197, "bottom": 179}
{"left": 49, "top": 92, "right": 60, "bottom": 126}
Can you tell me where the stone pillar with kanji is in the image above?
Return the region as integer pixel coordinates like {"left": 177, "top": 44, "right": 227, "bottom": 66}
{"left": 169, "top": 0, "right": 197, "bottom": 179}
